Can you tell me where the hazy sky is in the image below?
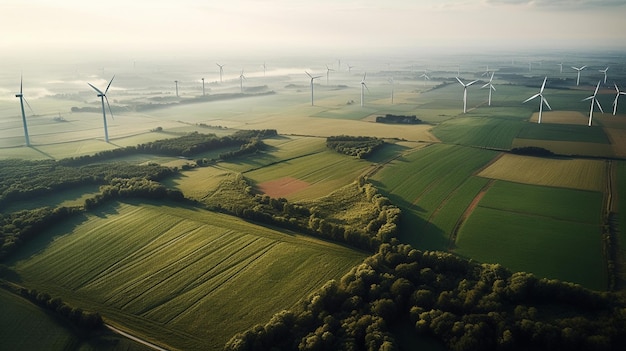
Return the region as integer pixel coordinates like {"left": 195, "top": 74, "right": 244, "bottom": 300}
{"left": 2, "top": 0, "right": 625, "bottom": 59}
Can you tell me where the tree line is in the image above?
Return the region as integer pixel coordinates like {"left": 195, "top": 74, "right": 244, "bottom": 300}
{"left": 326, "top": 136, "right": 385, "bottom": 159}
{"left": 225, "top": 242, "right": 626, "bottom": 351}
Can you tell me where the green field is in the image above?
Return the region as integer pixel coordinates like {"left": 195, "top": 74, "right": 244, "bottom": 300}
{"left": 9, "top": 201, "right": 367, "bottom": 351}
{"left": 455, "top": 181, "right": 606, "bottom": 290}
{"left": 432, "top": 116, "right": 525, "bottom": 149}
{"left": 370, "top": 144, "right": 498, "bottom": 250}
{"left": 517, "top": 122, "right": 611, "bottom": 144}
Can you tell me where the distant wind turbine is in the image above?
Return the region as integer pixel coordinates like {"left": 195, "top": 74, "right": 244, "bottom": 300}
{"left": 388, "top": 77, "right": 395, "bottom": 104}
{"left": 347, "top": 64, "right": 354, "bottom": 73}
{"left": 216, "top": 63, "right": 224, "bottom": 83}
{"left": 571, "top": 65, "right": 587, "bottom": 86}
{"left": 582, "top": 81, "right": 603, "bottom": 126}
{"left": 523, "top": 77, "right": 551, "bottom": 124}
{"left": 174, "top": 80, "right": 179, "bottom": 97}
{"left": 239, "top": 70, "right": 246, "bottom": 93}
{"left": 360, "top": 73, "right": 369, "bottom": 107}
{"left": 599, "top": 67, "right": 609, "bottom": 84}
{"left": 528, "top": 61, "right": 532, "bottom": 72}
{"left": 557, "top": 63, "right": 563, "bottom": 74}
{"left": 262, "top": 62, "right": 266, "bottom": 77}
{"left": 419, "top": 71, "right": 430, "bottom": 86}
{"left": 88, "top": 75, "right": 115, "bottom": 143}
{"left": 305, "top": 71, "right": 322, "bottom": 106}
{"left": 201, "top": 78, "right": 205, "bottom": 96}
{"left": 482, "top": 65, "right": 490, "bottom": 77}
{"left": 481, "top": 72, "right": 496, "bottom": 107}
{"left": 326, "top": 65, "right": 334, "bottom": 85}
{"left": 456, "top": 77, "right": 478, "bottom": 114}
{"left": 15, "top": 75, "right": 34, "bottom": 146}
{"left": 613, "top": 84, "right": 626, "bottom": 115}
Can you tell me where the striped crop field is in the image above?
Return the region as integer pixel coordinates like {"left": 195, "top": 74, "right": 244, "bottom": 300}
{"left": 455, "top": 180, "right": 606, "bottom": 290}
{"left": 478, "top": 153, "right": 607, "bottom": 192}
{"left": 370, "top": 144, "right": 499, "bottom": 250}
{"left": 517, "top": 122, "right": 611, "bottom": 144}
{"left": 432, "top": 116, "right": 526, "bottom": 149}
{"left": 10, "top": 201, "right": 366, "bottom": 351}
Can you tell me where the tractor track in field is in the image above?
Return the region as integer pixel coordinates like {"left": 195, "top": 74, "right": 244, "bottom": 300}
{"left": 448, "top": 179, "right": 495, "bottom": 250}
{"left": 105, "top": 324, "right": 170, "bottom": 351}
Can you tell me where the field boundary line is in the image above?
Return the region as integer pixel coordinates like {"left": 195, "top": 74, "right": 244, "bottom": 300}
{"left": 105, "top": 324, "right": 170, "bottom": 351}
{"left": 472, "top": 151, "right": 504, "bottom": 176}
{"left": 240, "top": 150, "right": 326, "bottom": 173}
{"left": 448, "top": 179, "right": 495, "bottom": 250}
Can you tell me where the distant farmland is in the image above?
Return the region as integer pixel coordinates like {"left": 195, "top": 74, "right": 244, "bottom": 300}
{"left": 10, "top": 201, "right": 366, "bottom": 351}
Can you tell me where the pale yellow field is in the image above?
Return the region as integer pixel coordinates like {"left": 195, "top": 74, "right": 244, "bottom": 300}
{"left": 529, "top": 111, "right": 588, "bottom": 125}
{"left": 477, "top": 153, "right": 607, "bottom": 192}
{"left": 511, "top": 138, "right": 615, "bottom": 158}
{"left": 163, "top": 166, "right": 232, "bottom": 199}
{"left": 596, "top": 114, "right": 626, "bottom": 158}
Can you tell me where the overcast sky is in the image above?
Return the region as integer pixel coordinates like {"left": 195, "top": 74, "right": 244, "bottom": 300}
{"left": 2, "top": 0, "right": 625, "bottom": 59}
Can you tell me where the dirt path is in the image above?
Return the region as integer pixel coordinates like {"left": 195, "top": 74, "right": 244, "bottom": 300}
{"left": 448, "top": 179, "right": 495, "bottom": 250}
{"left": 105, "top": 324, "right": 170, "bottom": 351}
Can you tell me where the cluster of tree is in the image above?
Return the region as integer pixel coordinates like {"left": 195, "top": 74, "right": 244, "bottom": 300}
{"left": 207, "top": 176, "right": 400, "bottom": 251}
{"left": 0, "top": 159, "right": 176, "bottom": 209}
{"left": 326, "top": 136, "right": 385, "bottom": 159}
{"left": 375, "top": 114, "right": 422, "bottom": 124}
{"left": 218, "top": 138, "right": 267, "bottom": 160}
{"left": 0, "top": 206, "right": 81, "bottom": 260}
{"left": 17, "top": 287, "right": 103, "bottom": 330}
{"left": 84, "top": 177, "right": 184, "bottom": 210}
{"left": 225, "top": 242, "right": 626, "bottom": 351}
{"left": 510, "top": 146, "right": 554, "bottom": 157}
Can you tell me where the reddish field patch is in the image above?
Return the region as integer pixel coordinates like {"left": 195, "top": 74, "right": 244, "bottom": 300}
{"left": 257, "top": 177, "right": 310, "bottom": 198}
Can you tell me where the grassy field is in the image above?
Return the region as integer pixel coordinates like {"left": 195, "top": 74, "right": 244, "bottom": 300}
{"left": 432, "top": 116, "right": 525, "bottom": 149}
{"left": 9, "top": 201, "right": 366, "bottom": 351}
{"left": 370, "top": 144, "right": 498, "bottom": 250}
{"left": 455, "top": 180, "right": 606, "bottom": 290}
{"left": 517, "top": 122, "right": 611, "bottom": 144}
{"left": 478, "top": 153, "right": 607, "bottom": 192}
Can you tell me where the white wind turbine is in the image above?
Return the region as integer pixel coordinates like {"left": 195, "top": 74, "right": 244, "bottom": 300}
{"left": 613, "top": 84, "right": 626, "bottom": 115}
{"left": 88, "top": 75, "right": 115, "bottom": 143}
{"left": 360, "top": 73, "right": 369, "bottom": 107}
{"left": 571, "top": 65, "right": 587, "bottom": 86}
{"left": 419, "top": 71, "right": 430, "bottom": 86}
{"left": 326, "top": 65, "right": 334, "bottom": 85}
{"left": 482, "top": 65, "right": 490, "bottom": 77}
{"left": 262, "top": 63, "right": 266, "bottom": 77}
{"left": 305, "top": 71, "right": 322, "bottom": 106}
{"left": 599, "top": 67, "right": 609, "bottom": 84}
{"left": 239, "top": 70, "right": 246, "bottom": 93}
{"left": 582, "top": 81, "right": 603, "bottom": 126}
{"left": 456, "top": 77, "right": 478, "bottom": 114}
{"left": 216, "top": 63, "right": 224, "bottom": 83}
{"left": 557, "top": 63, "right": 563, "bottom": 74}
{"left": 174, "top": 80, "right": 179, "bottom": 97}
{"left": 201, "top": 78, "right": 205, "bottom": 96}
{"left": 15, "top": 75, "right": 34, "bottom": 146}
{"left": 523, "top": 77, "right": 551, "bottom": 124}
{"left": 481, "top": 72, "right": 496, "bottom": 106}
{"left": 388, "top": 77, "right": 395, "bottom": 104}
{"left": 347, "top": 64, "right": 354, "bottom": 73}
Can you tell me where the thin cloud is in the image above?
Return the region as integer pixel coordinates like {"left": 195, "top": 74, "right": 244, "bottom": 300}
{"left": 485, "top": 0, "right": 626, "bottom": 10}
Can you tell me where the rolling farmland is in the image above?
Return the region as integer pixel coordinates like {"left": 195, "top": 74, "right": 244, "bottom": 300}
{"left": 10, "top": 201, "right": 366, "bottom": 351}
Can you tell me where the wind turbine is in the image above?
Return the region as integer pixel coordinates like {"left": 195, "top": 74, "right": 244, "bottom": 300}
{"left": 557, "top": 63, "right": 563, "bottom": 74}
{"left": 571, "top": 65, "right": 587, "bottom": 86}
{"left": 201, "top": 78, "right": 205, "bottom": 96}
{"left": 612, "top": 84, "right": 626, "bottom": 115}
{"left": 262, "top": 62, "right": 266, "bottom": 77}
{"left": 360, "top": 73, "right": 369, "bottom": 107}
{"left": 481, "top": 72, "right": 496, "bottom": 106}
{"left": 326, "top": 65, "right": 334, "bottom": 85}
{"left": 216, "top": 63, "right": 224, "bottom": 83}
{"left": 456, "top": 77, "right": 478, "bottom": 114}
{"left": 239, "top": 70, "right": 246, "bottom": 93}
{"left": 388, "top": 77, "right": 395, "bottom": 104}
{"left": 599, "top": 67, "right": 609, "bottom": 85}
{"left": 523, "top": 77, "right": 551, "bottom": 124}
{"left": 347, "top": 64, "right": 354, "bottom": 73}
{"left": 582, "top": 81, "right": 603, "bottom": 126}
{"left": 305, "top": 71, "right": 322, "bottom": 106}
{"left": 419, "top": 71, "right": 430, "bottom": 86}
{"left": 88, "top": 75, "right": 115, "bottom": 143}
{"left": 174, "top": 80, "right": 179, "bottom": 97}
{"left": 482, "top": 65, "right": 490, "bottom": 77}
{"left": 15, "top": 75, "right": 33, "bottom": 146}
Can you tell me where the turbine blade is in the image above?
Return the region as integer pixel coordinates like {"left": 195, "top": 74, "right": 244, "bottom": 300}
{"left": 88, "top": 83, "right": 104, "bottom": 95}
{"left": 455, "top": 77, "right": 464, "bottom": 86}
{"left": 467, "top": 80, "right": 478, "bottom": 86}
{"left": 582, "top": 96, "right": 594, "bottom": 102}
{"left": 614, "top": 95, "right": 620, "bottom": 107}
{"left": 581, "top": 65, "right": 587, "bottom": 70}
{"left": 306, "top": 71, "right": 312, "bottom": 78}
{"left": 491, "top": 85, "right": 497, "bottom": 91}
{"left": 489, "top": 72, "right": 494, "bottom": 82}
{"left": 594, "top": 81, "right": 600, "bottom": 96}
{"left": 481, "top": 82, "right": 490, "bottom": 89}
{"left": 363, "top": 72, "right": 367, "bottom": 81}
{"left": 20, "top": 75, "right": 23, "bottom": 94}
{"left": 523, "top": 94, "right": 540, "bottom": 103}
{"left": 596, "top": 99, "right": 604, "bottom": 114}
{"left": 105, "top": 75, "right": 115, "bottom": 94}
{"left": 542, "top": 97, "right": 552, "bottom": 111}
{"left": 23, "top": 97, "right": 34, "bottom": 114}
{"left": 615, "top": 83, "right": 620, "bottom": 93}
{"left": 104, "top": 96, "right": 115, "bottom": 120}
{"left": 364, "top": 83, "right": 370, "bottom": 93}
{"left": 540, "top": 77, "right": 547, "bottom": 92}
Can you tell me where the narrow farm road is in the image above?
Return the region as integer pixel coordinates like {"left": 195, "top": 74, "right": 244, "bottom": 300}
{"left": 105, "top": 324, "right": 170, "bottom": 351}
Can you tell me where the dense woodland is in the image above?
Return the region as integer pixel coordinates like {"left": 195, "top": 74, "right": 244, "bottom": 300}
{"left": 375, "top": 114, "right": 422, "bottom": 124}
{"left": 326, "top": 136, "right": 385, "bottom": 159}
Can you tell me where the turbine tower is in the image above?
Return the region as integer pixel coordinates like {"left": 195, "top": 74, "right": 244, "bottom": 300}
{"left": 360, "top": 73, "right": 369, "bottom": 107}
{"left": 557, "top": 63, "right": 563, "bottom": 74}
{"left": 613, "top": 84, "right": 626, "bottom": 115}
{"left": 88, "top": 75, "right": 115, "bottom": 143}
{"left": 582, "top": 81, "right": 603, "bottom": 126}
{"left": 456, "top": 77, "right": 478, "bottom": 114}
{"left": 174, "top": 80, "right": 179, "bottom": 97}
{"left": 571, "top": 65, "right": 587, "bottom": 86}
{"left": 481, "top": 72, "right": 496, "bottom": 107}
{"left": 388, "top": 77, "right": 395, "bottom": 104}
{"left": 599, "top": 67, "right": 609, "bottom": 85}
{"left": 306, "top": 71, "right": 322, "bottom": 106}
{"left": 325, "top": 65, "right": 334, "bottom": 85}
{"left": 201, "top": 78, "right": 205, "bottom": 96}
{"left": 15, "top": 76, "right": 33, "bottom": 147}
{"left": 239, "top": 70, "right": 246, "bottom": 93}
{"left": 216, "top": 63, "right": 224, "bottom": 83}
{"left": 262, "top": 63, "right": 266, "bottom": 77}
{"left": 523, "top": 77, "right": 551, "bottom": 124}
